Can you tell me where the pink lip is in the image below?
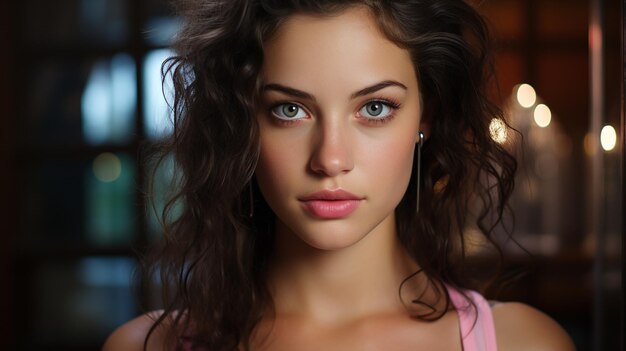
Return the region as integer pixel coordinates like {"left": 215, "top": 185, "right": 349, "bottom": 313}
{"left": 298, "top": 189, "right": 364, "bottom": 219}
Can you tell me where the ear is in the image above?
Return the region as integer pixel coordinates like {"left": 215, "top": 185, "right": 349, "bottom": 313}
{"left": 415, "top": 113, "right": 433, "bottom": 144}
{"left": 417, "top": 118, "right": 432, "bottom": 143}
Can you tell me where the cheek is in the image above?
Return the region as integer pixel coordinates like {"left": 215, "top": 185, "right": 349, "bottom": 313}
{"left": 255, "top": 133, "right": 304, "bottom": 200}
{"left": 375, "top": 141, "right": 414, "bottom": 173}
{"left": 258, "top": 143, "right": 294, "bottom": 176}
{"left": 361, "top": 105, "right": 421, "bottom": 186}
{"left": 361, "top": 136, "right": 416, "bottom": 199}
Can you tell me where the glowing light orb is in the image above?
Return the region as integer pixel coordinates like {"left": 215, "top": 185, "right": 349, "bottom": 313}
{"left": 600, "top": 125, "right": 617, "bottom": 151}
{"left": 533, "top": 104, "right": 552, "bottom": 128}
{"left": 93, "top": 152, "right": 122, "bottom": 182}
{"left": 489, "top": 118, "right": 508, "bottom": 144}
{"left": 516, "top": 83, "right": 537, "bottom": 108}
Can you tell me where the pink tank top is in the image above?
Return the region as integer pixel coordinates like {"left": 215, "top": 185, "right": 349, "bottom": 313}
{"left": 447, "top": 285, "right": 498, "bottom": 351}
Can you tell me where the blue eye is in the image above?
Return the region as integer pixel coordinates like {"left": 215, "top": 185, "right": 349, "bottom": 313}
{"left": 271, "top": 103, "right": 307, "bottom": 121}
{"left": 359, "top": 101, "right": 393, "bottom": 119}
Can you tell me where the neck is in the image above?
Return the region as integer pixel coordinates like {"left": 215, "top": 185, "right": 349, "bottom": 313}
{"left": 266, "top": 212, "right": 425, "bottom": 327}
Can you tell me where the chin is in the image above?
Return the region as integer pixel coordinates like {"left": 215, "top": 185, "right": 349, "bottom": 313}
{"left": 299, "top": 232, "right": 368, "bottom": 251}
{"left": 289, "top": 219, "right": 380, "bottom": 251}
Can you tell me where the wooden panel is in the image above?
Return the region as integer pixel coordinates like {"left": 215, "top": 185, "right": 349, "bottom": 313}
{"left": 535, "top": 52, "right": 589, "bottom": 137}
{"left": 493, "top": 51, "right": 525, "bottom": 101}
{"left": 478, "top": 0, "right": 526, "bottom": 40}
{"left": 536, "top": 0, "right": 588, "bottom": 40}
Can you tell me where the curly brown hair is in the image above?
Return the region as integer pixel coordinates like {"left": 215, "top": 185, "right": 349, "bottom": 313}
{"left": 141, "top": 0, "right": 517, "bottom": 350}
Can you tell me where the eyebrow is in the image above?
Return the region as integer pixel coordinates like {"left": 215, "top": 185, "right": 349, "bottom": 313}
{"left": 262, "top": 80, "right": 408, "bottom": 101}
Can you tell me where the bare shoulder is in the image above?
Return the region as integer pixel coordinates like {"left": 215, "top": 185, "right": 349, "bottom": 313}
{"left": 102, "top": 310, "right": 168, "bottom": 351}
{"left": 491, "top": 301, "right": 576, "bottom": 351}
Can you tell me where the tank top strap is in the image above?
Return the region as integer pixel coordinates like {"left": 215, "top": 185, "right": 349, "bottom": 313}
{"left": 446, "top": 285, "right": 498, "bottom": 351}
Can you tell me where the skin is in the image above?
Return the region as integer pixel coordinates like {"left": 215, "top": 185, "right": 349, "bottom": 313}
{"left": 103, "top": 5, "right": 577, "bottom": 351}
{"left": 255, "top": 5, "right": 426, "bottom": 325}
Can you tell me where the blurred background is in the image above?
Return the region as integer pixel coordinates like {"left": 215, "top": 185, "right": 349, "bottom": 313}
{"left": 0, "top": 0, "right": 623, "bottom": 350}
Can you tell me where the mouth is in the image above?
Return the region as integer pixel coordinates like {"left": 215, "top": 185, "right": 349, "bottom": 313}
{"left": 298, "top": 189, "right": 364, "bottom": 219}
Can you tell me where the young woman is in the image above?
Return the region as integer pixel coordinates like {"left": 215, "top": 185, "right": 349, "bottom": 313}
{"left": 104, "top": 1, "right": 576, "bottom": 350}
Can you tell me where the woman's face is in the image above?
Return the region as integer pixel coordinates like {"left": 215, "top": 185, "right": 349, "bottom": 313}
{"left": 255, "top": 6, "right": 424, "bottom": 251}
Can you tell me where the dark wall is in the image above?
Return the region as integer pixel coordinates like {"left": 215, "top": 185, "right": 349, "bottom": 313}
{"left": 1, "top": 0, "right": 17, "bottom": 350}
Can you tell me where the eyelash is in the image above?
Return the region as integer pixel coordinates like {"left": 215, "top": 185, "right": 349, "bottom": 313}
{"left": 359, "top": 98, "right": 401, "bottom": 125}
{"left": 268, "top": 98, "right": 402, "bottom": 126}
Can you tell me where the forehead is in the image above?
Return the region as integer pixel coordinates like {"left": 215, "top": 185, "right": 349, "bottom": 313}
{"left": 261, "top": 6, "right": 416, "bottom": 90}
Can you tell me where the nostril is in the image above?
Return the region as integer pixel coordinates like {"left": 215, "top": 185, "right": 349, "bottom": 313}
{"left": 308, "top": 122, "right": 355, "bottom": 176}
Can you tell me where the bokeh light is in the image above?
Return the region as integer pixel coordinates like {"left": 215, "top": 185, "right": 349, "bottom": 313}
{"left": 516, "top": 83, "right": 537, "bottom": 108}
{"left": 93, "top": 152, "right": 122, "bottom": 182}
{"left": 600, "top": 125, "right": 617, "bottom": 151}
{"left": 584, "top": 133, "right": 596, "bottom": 156}
{"left": 489, "top": 118, "right": 507, "bottom": 144}
{"left": 533, "top": 104, "right": 552, "bottom": 128}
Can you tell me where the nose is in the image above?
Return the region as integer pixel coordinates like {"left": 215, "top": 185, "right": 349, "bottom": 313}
{"left": 309, "top": 118, "right": 354, "bottom": 177}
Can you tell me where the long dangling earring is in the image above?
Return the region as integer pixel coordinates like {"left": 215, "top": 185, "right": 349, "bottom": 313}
{"left": 248, "top": 179, "right": 254, "bottom": 217}
{"left": 416, "top": 131, "right": 424, "bottom": 214}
